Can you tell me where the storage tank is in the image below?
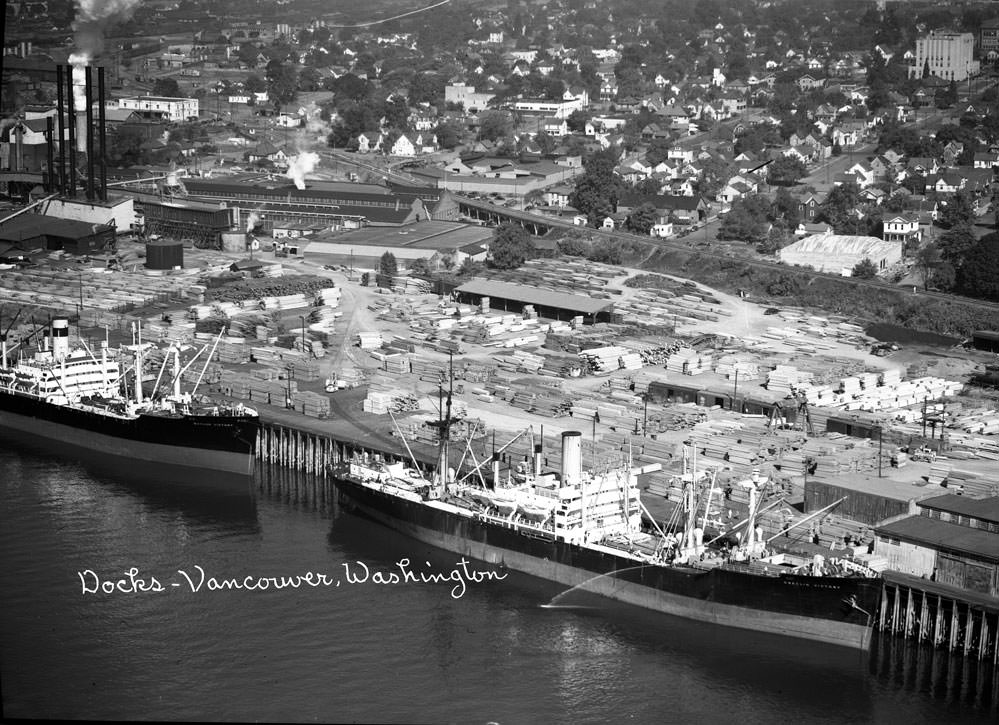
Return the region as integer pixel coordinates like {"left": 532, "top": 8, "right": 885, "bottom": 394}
{"left": 145, "top": 239, "right": 184, "bottom": 270}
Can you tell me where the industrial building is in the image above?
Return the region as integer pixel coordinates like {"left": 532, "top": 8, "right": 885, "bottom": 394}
{"left": 302, "top": 221, "right": 492, "bottom": 269}
{"left": 453, "top": 278, "right": 616, "bottom": 323}
{"left": 779, "top": 231, "right": 903, "bottom": 276}
{"left": 0, "top": 214, "right": 115, "bottom": 254}
{"left": 875, "top": 494, "right": 999, "bottom": 596}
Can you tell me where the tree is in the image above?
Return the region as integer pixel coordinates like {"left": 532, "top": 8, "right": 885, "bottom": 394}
{"left": 625, "top": 203, "right": 659, "bottom": 235}
{"left": 434, "top": 119, "right": 464, "bottom": 149}
{"left": 937, "top": 223, "right": 977, "bottom": 268}
{"left": 377, "top": 252, "right": 398, "bottom": 288}
{"left": 152, "top": 77, "right": 180, "bottom": 97}
{"left": 766, "top": 156, "right": 808, "bottom": 186}
{"left": 569, "top": 148, "right": 624, "bottom": 224}
{"left": 479, "top": 110, "right": 513, "bottom": 142}
{"left": 955, "top": 233, "right": 999, "bottom": 300}
{"left": 771, "top": 187, "right": 801, "bottom": 227}
{"left": 851, "top": 258, "right": 878, "bottom": 279}
{"left": 717, "top": 195, "right": 770, "bottom": 245}
{"left": 265, "top": 58, "right": 299, "bottom": 107}
{"left": 913, "top": 242, "right": 949, "bottom": 290}
{"left": 937, "top": 190, "right": 975, "bottom": 230}
{"left": 587, "top": 239, "right": 623, "bottom": 264}
{"left": 488, "top": 223, "right": 536, "bottom": 269}
{"left": 566, "top": 109, "right": 591, "bottom": 133}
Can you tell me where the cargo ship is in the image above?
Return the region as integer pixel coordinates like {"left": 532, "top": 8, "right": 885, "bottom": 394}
{"left": 332, "top": 371, "right": 882, "bottom": 650}
{"left": 0, "top": 317, "right": 259, "bottom": 475}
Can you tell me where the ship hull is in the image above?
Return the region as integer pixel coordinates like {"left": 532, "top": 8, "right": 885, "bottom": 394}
{"left": 0, "top": 392, "right": 258, "bottom": 476}
{"left": 336, "top": 478, "right": 880, "bottom": 650}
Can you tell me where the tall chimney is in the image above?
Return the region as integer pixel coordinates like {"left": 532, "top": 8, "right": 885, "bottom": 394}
{"left": 66, "top": 65, "right": 77, "bottom": 198}
{"left": 560, "top": 431, "right": 582, "bottom": 487}
{"left": 85, "top": 65, "right": 95, "bottom": 201}
{"left": 45, "top": 116, "right": 54, "bottom": 193}
{"left": 98, "top": 66, "right": 107, "bottom": 201}
{"left": 56, "top": 65, "right": 66, "bottom": 195}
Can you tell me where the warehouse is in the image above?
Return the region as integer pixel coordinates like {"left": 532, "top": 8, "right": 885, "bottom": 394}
{"left": 453, "top": 278, "right": 616, "bottom": 323}
{"left": 875, "top": 495, "right": 999, "bottom": 596}
{"left": 779, "top": 231, "right": 902, "bottom": 275}
{"left": 302, "top": 222, "right": 492, "bottom": 269}
{"left": 0, "top": 214, "right": 115, "bottom": 254}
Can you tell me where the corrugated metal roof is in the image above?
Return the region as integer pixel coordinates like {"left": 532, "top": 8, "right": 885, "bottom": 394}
{"left": 784, "top": 232, "right": 901, "bottom": 257}
{"left": 918, "top": 494, "right": 999, "bottom": 523}
{"left": 876, "top": 515, "right": 999, "bottom": 563}
{"left": 455, "top": 278, "right": 615, "bottom": 315}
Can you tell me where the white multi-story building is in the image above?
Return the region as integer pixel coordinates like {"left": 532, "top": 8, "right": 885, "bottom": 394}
{"left": 908, "top": 31, "right": 979, "bottom": 81}
{"left": 117, "top": 95, "right": 199, "bottom": 121}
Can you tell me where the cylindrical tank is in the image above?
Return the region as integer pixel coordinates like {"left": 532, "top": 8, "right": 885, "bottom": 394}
{"left": 560, "top": 431, "right": 582, "bottom": 487}
{"left": 145, "top": 239, "right": 183, "bottom": 270}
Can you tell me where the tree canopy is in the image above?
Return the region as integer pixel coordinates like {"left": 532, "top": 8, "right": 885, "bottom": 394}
{"left": 488, "top": 223, "right": 536, "bottom": 269}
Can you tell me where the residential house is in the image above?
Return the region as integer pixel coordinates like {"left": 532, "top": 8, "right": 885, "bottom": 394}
{"left": 973, "top": 151, "right": 999, "bottom": 169}
{"left": 650, "top": 216, "right": 674, "bottom": 238}
{"left": 907, "top": 157, "right": 939, "bottom": 176}
{"left": 845, "top": 160, "right": 876, "bottom": 188}
{"left": 925, "top": 172, "right": 964, "bottom": 195}
{"left": 542, "top": 117, "right": 569, "bottom": 137}
{"left": 355, "top": 130, "right": 383, "bottom": 153}
{"left": 794, "top": 191, "right": 824, "bottom": 222}
{"left": 882, "top": 213, "right": 922, "bottom": 245}
{"left": 543, "top": 184, "right": 572, "bottom": 208}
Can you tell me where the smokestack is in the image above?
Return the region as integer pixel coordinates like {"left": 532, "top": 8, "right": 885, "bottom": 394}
{"left": 491, "top": 453, "right": 500, "bottom": 490}
{"left": 533, "top": 443, "right": 543, "bottom": 477}
{"left": 51, "top": 318, "right": 70, "bottom": 361}
{"left": 98, "top": 66, "right": 107, "bottom": 201}
{"left": 560, "top": 432, "right": 582, "bottom": 488}
{"left": 66, "top": 65, "right": 77, "bottom": 197}
{"left": 46, "top": 116, "right": 54, "bottom": 193}
{"left": 85, "top": 65, "right": 95, "bottom": 201}
{"left": 57, "top": 65, "right": 66, "bottom": 195}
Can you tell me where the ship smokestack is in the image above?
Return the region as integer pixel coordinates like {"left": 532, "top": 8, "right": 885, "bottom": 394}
{"left": 491, "top": 452, "right": 500, "bottom": 490}
{"left": 51, "top": 318, "right": 70, "bottom": 361}
{"left": 533, "top": 442, "right": 543, "bottom": 477}
{"left": 560, "top": 431, "right": 582, "bottom": 487}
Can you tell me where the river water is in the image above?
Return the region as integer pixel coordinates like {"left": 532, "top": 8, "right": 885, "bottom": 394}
{"left": 0, "top": 439, "right": 995, "bottom": 724}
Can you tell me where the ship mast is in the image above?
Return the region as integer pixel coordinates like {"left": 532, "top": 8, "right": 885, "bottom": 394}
{"left": 433, "top": 352, "right": 455, "bottom": 491}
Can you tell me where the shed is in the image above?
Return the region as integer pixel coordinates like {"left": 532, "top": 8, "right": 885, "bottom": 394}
{"left": 971, "top": 330, "right": 999, "bottom": 353}
{"left": 779, "top": 231, "right": 902, "bottom": 275}
{"left": 453, "top": 278, "right": 615, "bottom": 323}
{"left": 804, "top": 473, "right": 927, "bottom": 525}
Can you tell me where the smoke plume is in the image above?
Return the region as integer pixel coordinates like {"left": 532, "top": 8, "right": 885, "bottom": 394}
{"left": 284, "top": 152, "right": 320, "bottom": 190}
{"left": 72, "top": 0, "right": 142, "bottom": 59}
{"left": 246, "top": 211, "right": 262, "bottom": 234}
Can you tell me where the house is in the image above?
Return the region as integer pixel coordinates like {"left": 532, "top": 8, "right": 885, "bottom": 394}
{"left": 618, "top": 193, "right": 707, "bottom": 225}
{"left": 246, "top": 141, "right": 288, "bottom": 166}
{"left": 845, "top": 160, "right": 876, "bottom": 188}
{"left": 355, "top": 130, "right": 383, "bottom": 153}
{"left": 882, "top": 214, "right": 922, "bottom": 245}
{"left": 542, "top": 117, "right": 568, "bottom": 137}
{"left": 649, "top": 217, "right": 674, "bottom": 238}
{"left": 925, "top": 172, "right": 964, "bottom": 195}
{"left": 973, "top": 151, "right": 999, "bottom": 169}
{"left": 794, "top": 192, "right": 823, "bottom": 222}
{"left": 543, "top": 184, "right": 572, "bottom": 208}
{"left": 794, "top": 221, "right": 833, "bottom": 237}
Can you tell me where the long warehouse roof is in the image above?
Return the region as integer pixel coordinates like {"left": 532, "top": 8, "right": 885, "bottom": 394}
{"left": 455, "top": 278, "right": 615, "bottom": 315}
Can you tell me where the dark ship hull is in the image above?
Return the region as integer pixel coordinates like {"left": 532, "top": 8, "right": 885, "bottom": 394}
{"left": 0, "top": 389, "right": 259, "bottom": 476}
{"left": 335, "top": 477, "right": 882, "bottom": 650}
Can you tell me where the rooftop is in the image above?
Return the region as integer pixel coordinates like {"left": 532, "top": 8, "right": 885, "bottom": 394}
{"left": 455, "top": 278, "right": 615, "bottom": 316}
{"left": 877, "top": 514, "right": 999, "bottom": 564}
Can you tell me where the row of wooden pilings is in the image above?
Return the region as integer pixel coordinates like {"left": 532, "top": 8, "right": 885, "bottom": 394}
{"left": 255, "top": 422, "right": 427, "bottom": 477}
{"left": 876, "top": 578, "right": 999, "bottom": 664}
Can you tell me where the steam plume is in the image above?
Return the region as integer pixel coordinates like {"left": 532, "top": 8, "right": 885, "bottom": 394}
{"left": 284, "top": 152, "right": 320, "bottom": 190}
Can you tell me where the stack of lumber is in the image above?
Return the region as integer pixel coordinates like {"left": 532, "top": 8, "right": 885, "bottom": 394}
{"left": 290, "top": 391, "right": 331, "bottom": 418}
{"left": 767, "top": 365, "right": 812, "bottom": 394}
{"left": 358, "top": 331, "right": 382, "bottom": 349}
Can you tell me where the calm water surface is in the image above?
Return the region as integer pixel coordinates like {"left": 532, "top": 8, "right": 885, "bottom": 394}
{"left": 0, "top": 439, "right": 995, "bottom": 723}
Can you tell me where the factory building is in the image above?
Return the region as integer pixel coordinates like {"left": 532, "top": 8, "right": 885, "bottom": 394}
{"left": 779, "top": 231, "right": 902, "bottom": 276}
